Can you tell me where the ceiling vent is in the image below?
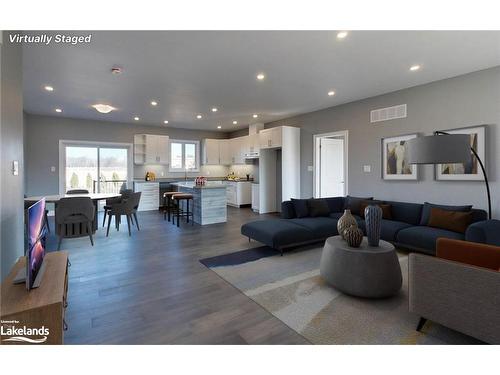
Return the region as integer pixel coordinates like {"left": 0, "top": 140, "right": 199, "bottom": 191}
{"left": 370, "top": 104, "right": 407, "bottom": 123}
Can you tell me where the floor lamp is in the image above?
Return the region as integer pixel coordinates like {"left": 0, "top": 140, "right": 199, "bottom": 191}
{"left": 407, "top": 131, "right": 492, "bottom": 220}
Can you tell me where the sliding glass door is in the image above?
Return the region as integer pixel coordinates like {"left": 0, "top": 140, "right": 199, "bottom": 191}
{"left": 61, "top": 141, "right": 132, "bottom": 195}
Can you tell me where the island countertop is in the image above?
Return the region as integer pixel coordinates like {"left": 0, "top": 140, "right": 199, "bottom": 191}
{"left": 170, "top": 181, "right": 227, "bottom": 189}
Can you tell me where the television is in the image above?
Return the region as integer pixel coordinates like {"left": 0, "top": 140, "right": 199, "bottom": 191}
{"left": 25, "top": 198, "right": 48, "bottom": 290}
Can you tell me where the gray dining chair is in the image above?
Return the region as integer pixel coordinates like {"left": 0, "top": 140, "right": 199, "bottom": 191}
{"left": 55, "top": 197, "right": 95, "bottom": 250}
{"left": 102, "top": 188, "right": 134, "bottom": 227}
{"left": 66, "top": 189, "right": 89, "bottom": 195}
{"left": 106, "top": 192, "right": 142, "bottom": 237}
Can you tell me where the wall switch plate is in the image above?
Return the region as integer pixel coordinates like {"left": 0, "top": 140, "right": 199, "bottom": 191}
{"left": 307, "top": 166, "right": 314, "bottom": 172}
{"left": 160, "top": 171, "right": 165, "bottom": 177}
{"left": 363, "top": 165, "right": 371, "bottom": 173}
{"left": 51, "top": 166, "right": 56, "bottom": 172}
{"left": 12, "top": 161, "right": 19, "bottom": 176}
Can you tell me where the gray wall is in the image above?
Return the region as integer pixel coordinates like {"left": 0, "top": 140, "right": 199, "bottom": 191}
{"left": 24, "top": 114, "right": 229, "bottom": 196}
{"left": 1, "top": 33, "right": 24, "bottom": 280}
{"left": 266, "top": 66, "right": 500, "bottom": 217}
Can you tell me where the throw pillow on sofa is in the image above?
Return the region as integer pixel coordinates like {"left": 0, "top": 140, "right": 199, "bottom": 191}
{"left": 291, "top": 198, "right": 310, "bottom": 218}
{"left": 359, "top": 200, "right": 393, "bottom": 220}
{"left": 428, "top": 207, "right": 473, "bottom": 234}
{"left": 420, "top": 202, "right": 472, "bottom": 226}
{"left": 344, "top": 196, "right": 373, "bottom": 215}
{"left": 307, "top": 198, "right": 330, "bottom": 217}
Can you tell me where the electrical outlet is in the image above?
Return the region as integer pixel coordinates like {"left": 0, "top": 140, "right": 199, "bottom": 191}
{"left": 12, "top": 161, "right": 19, "bottom": 176}
{"left": 307, "top": 166, "right": 313, "bottom": 172}
{"left": 51, "top": 166, "right": 56, "bottom": 172}
{"left": 160, "top": 171, "right": 164, "bottom": 177}
{"left": 363, "top": 165, "right": 371, "bottom": 173}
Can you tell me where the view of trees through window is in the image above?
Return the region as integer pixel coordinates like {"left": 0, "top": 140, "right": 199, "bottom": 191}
{"left": 170, "top": 141, "right": 198, "bottom": 170}
{"left": 65, "top": 146, "right": 128, "bottom": 193}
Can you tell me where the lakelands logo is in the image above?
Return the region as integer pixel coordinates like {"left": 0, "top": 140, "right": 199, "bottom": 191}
{"left": 1, "top": 320, "right": 49, "bottom": 344}
{"left": 9, "top": 33, "right": 92, "bottom": 45}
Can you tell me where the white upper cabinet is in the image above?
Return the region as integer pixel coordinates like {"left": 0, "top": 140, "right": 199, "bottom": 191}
{"left": 202, "top": 139, "right": 221, "bottom": 165}
{"left": 134, "top": 134, "right": 169, "bottom": 165}
{"left": 219, "top": 139, "right": 232, "bottom": 165}
{"left": 259, "top": 127, "right": 282, "bottom": 149}
{"left": 247, "top": 134, "right": 260, "bottom": 155}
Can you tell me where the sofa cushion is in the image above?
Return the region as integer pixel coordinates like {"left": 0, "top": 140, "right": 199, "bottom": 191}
{"left": 291, "top": 198, "right": 310, "bottom": 218}
{"left": 241, "top": 219, "right": 316, "bottom": 249}
{"left": 324, "top": 197, "right": 345, "bottom": 213}
{"left": 329, "top": 212, "right": 363, "bottom": 223}
{"left": 428, "top": 207, "right": 473, "bottom": 234}
{"left": 378, "top": 219, "right": 413, "bottom": 242}
{"left": 420, "top": 202, "right": 472, "bottom": 226}
{"left": 397, "top": 226, "right": 465, "bottom": 253}
{"left": 384, "top": 200, "right": 423, "bottom": 225}
{"left": 344, "top": 196, "right": 373, "bottom": 215}
{"left": 281, "top": 200, "right": 296, "bottom": 219}
{"left": 290, "top": 217, "right": 338, "bottom": 238}
{"left": 436, "top": 238, "right": 500, "bottom": 272}
{"left": 307, "top": 198, "right": 330, "bottom": 217}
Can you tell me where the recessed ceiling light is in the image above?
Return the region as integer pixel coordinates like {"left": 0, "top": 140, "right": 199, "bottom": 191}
{"left": 55, "top": 108, "right": 62, "bottom": 113}
{"left": 151, "top": 100, "right": 158, "bottom": 106}
{"left": 44, "top": 85, "right": 54, "bottom": 91}
{"left": 92, "top": 104, "right": 115, "bottom": 113}
{"left": 211, "top": 107, "right": 218, "bottom": 112}
{"left": 256, "top": 73, "right": 265, "bottom": 80}
{"left": 197, "top": 114, "right": 202, "bottom": 119}
{"left": 233, "top": 120, "right": 238, "bottom": 125}
{"left": 409, "top": 65, "right": 421, "bottom": 71}
{"left": 217, "top": 125, "right": 222, "bottom": 129}
{"left": 337, "top": 31, "right": 348, "bottom": 39}
{"left": 328, "top": 91, "right": 335, "bottom": 96}
{"left": 252, "top": 114, "right": 258, "bottom": 118}
{"left": 134, "top": 116, "right": 140, "bottom": 121}
{"left": 164, "top": 120, "right": 169, "bottom": 124}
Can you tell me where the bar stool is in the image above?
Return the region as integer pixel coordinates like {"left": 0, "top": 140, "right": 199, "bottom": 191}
{"left": 163, "top": 191, "right": 181, "bottom": 221}
{"left": 172, "top": 194, "right": 194, "bottom": 227}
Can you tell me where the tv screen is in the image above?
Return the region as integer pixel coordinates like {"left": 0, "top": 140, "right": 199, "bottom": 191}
{"left": 26, "top": 198, "right": 47, "bottom": 290}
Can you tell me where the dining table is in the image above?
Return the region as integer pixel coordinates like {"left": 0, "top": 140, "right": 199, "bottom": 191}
{"left": 24, "top": 193, "right": 121, "bottom": 232}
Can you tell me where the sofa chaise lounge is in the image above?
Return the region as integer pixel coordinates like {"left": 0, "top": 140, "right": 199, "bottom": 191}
{"left": 241, "top": 196, "right": 496, "bottom": 255}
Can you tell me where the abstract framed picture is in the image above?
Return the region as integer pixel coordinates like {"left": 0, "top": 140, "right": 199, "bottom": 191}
{"left": 435, "top": 125, "right": 486, "bottom": 181}
{"left": 381, "top": 133, "right": 419, "bottom": 180}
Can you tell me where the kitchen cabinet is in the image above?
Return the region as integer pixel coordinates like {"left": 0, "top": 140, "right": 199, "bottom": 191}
{"left": 251, "top": 183, "right": 259, "bottom": 212}
{"left": 134, "top": 134, "right": 169, "bottom": 165}
{"left": 202, "top": 138, "right": 220, "bottom": 165}
{"left": 226, "top": 181, "right": 252, "bottom": 207}
{"left": 246, "top": 133, "right": 260, "bottom": 157}
{"left": 134, "top": 181, "right": 160, "bottom": 211}
{"left": 219, "top": 139, "right": 232, "bottom": 165}
{"left": 259, "top": 127, "right": 282, "bottom": 149}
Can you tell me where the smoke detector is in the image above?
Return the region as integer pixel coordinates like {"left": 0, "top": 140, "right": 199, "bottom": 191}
{"left": 111, "top": 66, "right": 123, "bottom": 75}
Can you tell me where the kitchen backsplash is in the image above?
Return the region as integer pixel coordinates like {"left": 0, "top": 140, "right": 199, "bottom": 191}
{"left": 134, "top": 163, "right": 257, "bottom": 180}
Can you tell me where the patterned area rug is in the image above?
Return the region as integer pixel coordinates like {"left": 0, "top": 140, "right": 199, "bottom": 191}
{"left": 200, "top": 246, "right": 482, "bottom": 344}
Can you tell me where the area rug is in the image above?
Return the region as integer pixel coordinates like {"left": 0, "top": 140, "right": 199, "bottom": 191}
{"left": 200, "top": 246, "right": 482, "bottom": 344}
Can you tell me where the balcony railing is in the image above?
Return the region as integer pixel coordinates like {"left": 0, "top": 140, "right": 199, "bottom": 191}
{"left": 93, "top": 180, "right": 127, "bottom": 194}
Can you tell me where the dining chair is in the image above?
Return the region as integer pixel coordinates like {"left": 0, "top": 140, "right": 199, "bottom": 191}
{"left": 102, "top": 188, "right": 133, "bottom": 227}
{"left": 106, "top": 192, "right": 142, "bottom": 237}
{"left": 55, "top": 197, "right": 95, "bottom": 250}
{"left": 66, "top": 189, "right": 89, "bottom": 195}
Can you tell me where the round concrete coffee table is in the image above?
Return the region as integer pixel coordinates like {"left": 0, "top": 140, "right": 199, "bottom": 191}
{"left": 320, "top": 236, "right": 402, "bottom": 298}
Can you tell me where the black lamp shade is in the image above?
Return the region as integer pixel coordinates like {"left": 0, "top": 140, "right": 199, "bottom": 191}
{"left": 407, "top": 134, "right": 471, "bottom": 164}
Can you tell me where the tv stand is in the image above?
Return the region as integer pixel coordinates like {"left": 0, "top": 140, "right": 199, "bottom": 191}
{"left": 13, "top": 260, "right": 47, "bottom": 289}
{"left": 1, "top": 251, "right": 69, "bottom": 344}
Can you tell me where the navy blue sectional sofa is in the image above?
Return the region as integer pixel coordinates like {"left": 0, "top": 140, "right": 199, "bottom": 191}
{"left": 241, "top": 196, "right": 495, "bottom": 255}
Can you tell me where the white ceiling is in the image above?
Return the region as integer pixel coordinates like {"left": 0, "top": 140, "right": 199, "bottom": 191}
{"left": 23, "top": 31, "right": 500, "bottom": 131}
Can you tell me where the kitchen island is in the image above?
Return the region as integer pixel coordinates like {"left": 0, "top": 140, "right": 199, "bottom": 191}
{"left": 170, "top": 181, "right": 227, "bottom": 225}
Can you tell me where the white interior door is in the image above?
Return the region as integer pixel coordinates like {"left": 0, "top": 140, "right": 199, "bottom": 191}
{"left": 319, "top": 137, "right": 345, "bottom": 197}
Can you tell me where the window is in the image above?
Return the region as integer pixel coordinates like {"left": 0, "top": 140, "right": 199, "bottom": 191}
{"left": 169, "top": 140, "right": 200, "bottom": 172}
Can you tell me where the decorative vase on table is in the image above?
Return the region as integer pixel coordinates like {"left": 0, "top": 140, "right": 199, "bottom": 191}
{"left": 337, "top": 209, "right": 358, "bottom": 239}
{"left": 365, "top": 204, "right": 382, "bottom": 246}
{"left": 344, "top": 225, "right": 364, "bottom": 248}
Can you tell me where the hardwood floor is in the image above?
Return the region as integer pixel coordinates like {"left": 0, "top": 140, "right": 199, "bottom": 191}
{"left": 47, "top": 207, "right": 309, "bottom": 344}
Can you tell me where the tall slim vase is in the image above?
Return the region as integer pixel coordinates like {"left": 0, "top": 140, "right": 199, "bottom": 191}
{"left": 365, "top": 205, "right": 382, "bottom": 246}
